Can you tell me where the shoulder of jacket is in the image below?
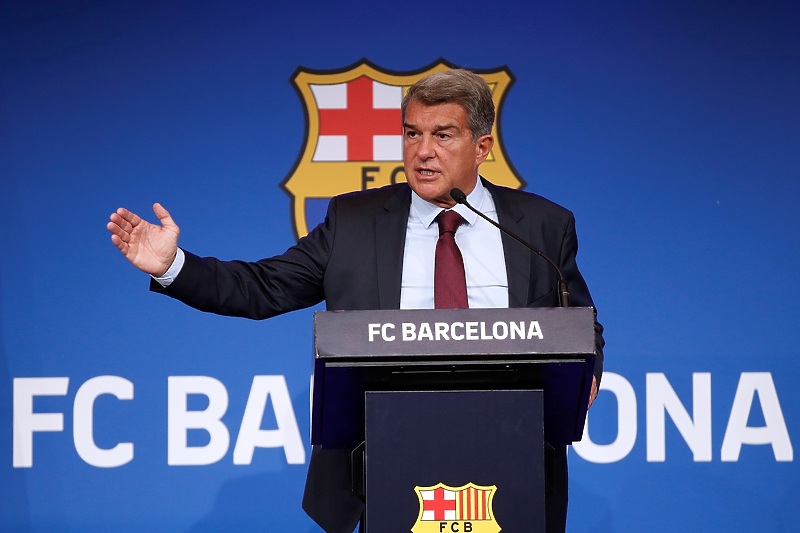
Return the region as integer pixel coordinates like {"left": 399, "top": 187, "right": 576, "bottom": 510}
{"left": 331, "top": 183, "right": 411, "bottom": 210}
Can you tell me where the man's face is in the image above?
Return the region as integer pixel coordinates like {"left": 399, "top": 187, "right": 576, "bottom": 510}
{"left": 403, "top": 100, "right": 494, "bottom": 208}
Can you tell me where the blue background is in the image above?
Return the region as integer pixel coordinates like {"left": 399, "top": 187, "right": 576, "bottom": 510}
{"left": 1, "top": 1, "right": 798, "bottom": 531}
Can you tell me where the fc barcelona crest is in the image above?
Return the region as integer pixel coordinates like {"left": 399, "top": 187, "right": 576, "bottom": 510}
{"left": 281, "top": 59, "right": 523, "bottom": 239}
{"left": 412, "top": 482, "right": 501, "bottom": 533}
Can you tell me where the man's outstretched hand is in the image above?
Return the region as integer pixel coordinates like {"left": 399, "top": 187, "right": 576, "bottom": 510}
{"left": 107, "top": 203, "right": 180, "bottom": 277}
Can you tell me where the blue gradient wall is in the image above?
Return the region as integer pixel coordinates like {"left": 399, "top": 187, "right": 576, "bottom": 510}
{"left": 2, "top": 1, "right": 798, "bottom": 531}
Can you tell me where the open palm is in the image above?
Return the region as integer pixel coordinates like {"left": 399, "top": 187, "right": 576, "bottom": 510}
{"left": 107, "top": 203, "right": 180, "bottom": 277}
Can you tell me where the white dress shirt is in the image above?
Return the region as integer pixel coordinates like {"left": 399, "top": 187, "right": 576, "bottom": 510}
{"left": 400, "top": 178, "right": 508, "bottom": 309}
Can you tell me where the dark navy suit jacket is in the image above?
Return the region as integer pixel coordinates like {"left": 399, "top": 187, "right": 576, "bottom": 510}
{"left": 154, "top": 179, "right": 604, "bottom": 532}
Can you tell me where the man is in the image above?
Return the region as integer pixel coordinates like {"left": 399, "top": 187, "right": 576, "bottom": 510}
{"left": 108, "top": 69, "right": 604, "bottom": 532}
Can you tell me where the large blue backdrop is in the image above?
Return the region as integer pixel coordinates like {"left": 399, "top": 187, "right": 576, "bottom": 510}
{"left": 1, "top": 1, "right": 798, "bottom": 531}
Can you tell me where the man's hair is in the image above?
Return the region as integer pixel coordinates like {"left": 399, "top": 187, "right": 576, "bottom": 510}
{"left": 401, "top": 69, "right": 495, "bottom": 142}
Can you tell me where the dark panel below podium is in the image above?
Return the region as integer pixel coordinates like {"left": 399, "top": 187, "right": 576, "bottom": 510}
{"left": 365, "top": 390, "right": 545, "bottom": 532}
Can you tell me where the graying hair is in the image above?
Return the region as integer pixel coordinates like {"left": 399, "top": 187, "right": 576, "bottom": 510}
{"left": 401, "top": 69, "right": 495, "bottom": 142}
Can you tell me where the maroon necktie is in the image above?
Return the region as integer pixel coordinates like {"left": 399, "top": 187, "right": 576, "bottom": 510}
{"left": 434, "top": 210, "right": 468, "bottom": 309}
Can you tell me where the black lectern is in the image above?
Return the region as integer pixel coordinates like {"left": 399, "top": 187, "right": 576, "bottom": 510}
{"left": 311, "top": 307, "right": 596, "bottom": 532}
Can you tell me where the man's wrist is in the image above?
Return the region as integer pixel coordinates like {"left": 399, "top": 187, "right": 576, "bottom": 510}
{"left": 153, "top": 248, "right": 185, "bottom": 287}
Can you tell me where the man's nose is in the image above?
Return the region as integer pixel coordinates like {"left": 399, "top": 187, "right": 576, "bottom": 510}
{"left": 417, "top": 134, "right": 436, "bottom": 158}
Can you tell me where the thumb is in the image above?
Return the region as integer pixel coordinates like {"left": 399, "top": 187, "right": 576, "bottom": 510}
{"left": 152, "top": 202, "right": 179, "bottom": 232}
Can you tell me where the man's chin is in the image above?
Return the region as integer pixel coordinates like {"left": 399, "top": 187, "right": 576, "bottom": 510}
{"left": 408, "top": 182, "right": 452, "bottom": 207}
{"left": 425, "top": 193, "right": 456, "bottom": 208}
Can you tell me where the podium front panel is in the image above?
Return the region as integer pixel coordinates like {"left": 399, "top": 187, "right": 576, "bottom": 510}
{"left": 365, "top": 390, "right": 545, "bottom": 532}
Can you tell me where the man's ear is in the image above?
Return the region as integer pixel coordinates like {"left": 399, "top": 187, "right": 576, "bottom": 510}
{"left": 475, "top": 134, "right": 494, "bottom": 165}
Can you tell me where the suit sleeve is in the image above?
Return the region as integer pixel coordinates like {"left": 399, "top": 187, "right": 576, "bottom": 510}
{"left": 558, "top": 212, "right": 605, "bottom": 384}
{"left": 150, "top": 199, "right": 339, "bottom": 319}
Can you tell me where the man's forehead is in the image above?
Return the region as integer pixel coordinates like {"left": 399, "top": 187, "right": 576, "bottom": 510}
{"left": 406, "top": 100, "right": 467, "bottom": 115}
{"left": 403, "top": 101, "right": 468, "bottom": 129}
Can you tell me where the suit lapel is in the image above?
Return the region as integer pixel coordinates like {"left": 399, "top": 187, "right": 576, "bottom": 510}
{"left": 483, "top": 179, "right": 531, "bottom": 308}
{"left": 375, "top": 185, "right": 412, "bottom": 309}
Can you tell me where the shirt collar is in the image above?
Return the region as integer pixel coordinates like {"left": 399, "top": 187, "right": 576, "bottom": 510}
{"left": 411, "top": 176, "right": 486, "bottom": 229}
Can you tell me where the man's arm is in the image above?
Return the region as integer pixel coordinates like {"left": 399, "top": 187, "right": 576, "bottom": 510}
{"left": 144, "top": 199, "right": 340, "bottom": 320}
{"left": 558, "top": 213, "right": 604, "bottom": 409}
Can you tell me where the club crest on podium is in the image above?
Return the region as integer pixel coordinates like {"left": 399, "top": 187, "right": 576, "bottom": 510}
{"left": 412, "top": 482, "right": 501, "bottom": 533}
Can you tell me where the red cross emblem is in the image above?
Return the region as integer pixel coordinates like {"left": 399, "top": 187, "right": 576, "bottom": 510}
{"left": 318, "top": 76, "right": 401, "bottom": 161}
{"left": 422, "top": 487, "right": 457, "bottom": 520}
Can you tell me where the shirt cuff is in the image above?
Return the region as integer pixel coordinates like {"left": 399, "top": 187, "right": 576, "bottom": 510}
{"left": 152, "top": 248, "right": 185, "bottom": 287}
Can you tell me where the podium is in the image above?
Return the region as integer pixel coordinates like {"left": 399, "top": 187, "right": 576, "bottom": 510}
{"left": 311, "top": 307, "right": 596, "bottom": 532}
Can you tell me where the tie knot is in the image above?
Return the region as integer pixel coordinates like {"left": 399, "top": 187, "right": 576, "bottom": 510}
{"left": 436, "top": 210, "right": 464, "bottom": 235}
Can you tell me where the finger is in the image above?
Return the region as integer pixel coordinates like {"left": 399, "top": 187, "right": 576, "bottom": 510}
{"left": 115, "top": 207, "right": 142, "bottom": 227}
{"left": 107, "top": 219, "right": 126, "bottom": 239}
{"left": 153, "top": 202, "right": 179, "bottom": 234}
{"left": 107, "top": 212, "right": 137, "bottom": 241}
{"left": 110, "top": 210, "right": 136, "bottom": 234}
{"left": 153, "top": 202, "right": 170, "bottom": 221}
{"left": 108, "top": 213, "right": 126, "bottom": 231}
{"left": 109, "top": 233, "right": 129, "bottom": 253}
{"left": 588, "top": 377, "right": 598, "bottom": 409}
